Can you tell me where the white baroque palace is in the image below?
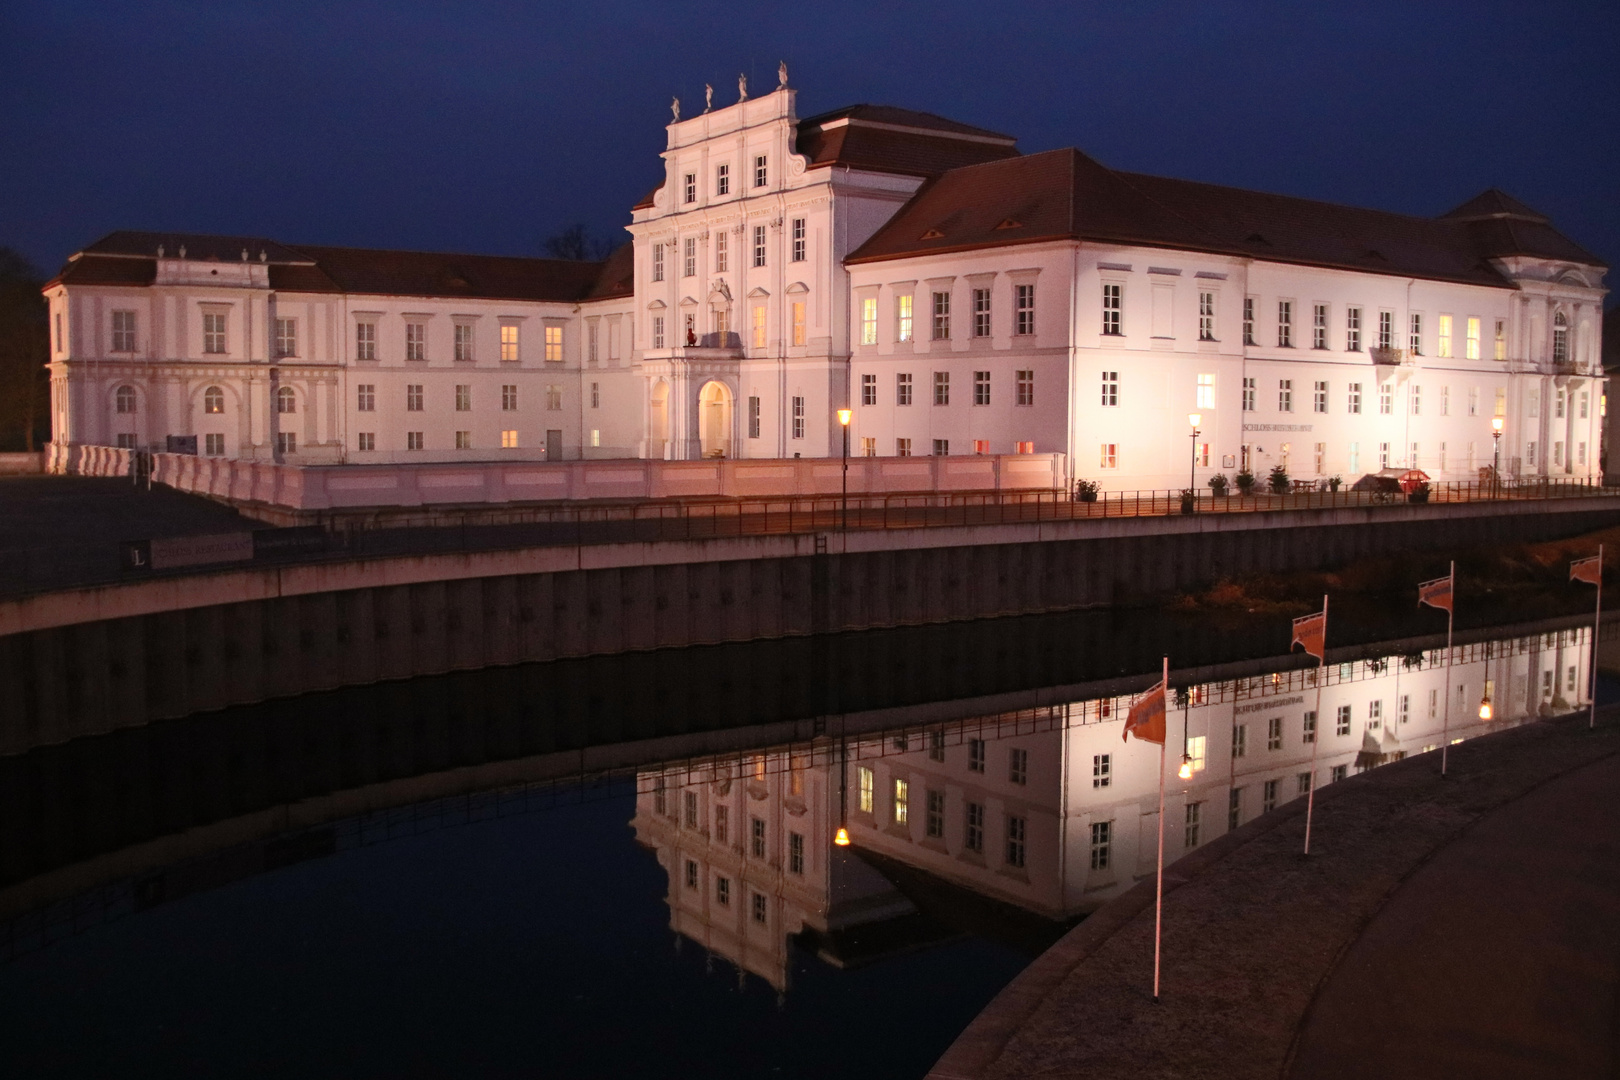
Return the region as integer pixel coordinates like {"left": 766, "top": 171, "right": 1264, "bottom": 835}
{"left": 44, "top": 72, "right": 1608, "bottom": 490}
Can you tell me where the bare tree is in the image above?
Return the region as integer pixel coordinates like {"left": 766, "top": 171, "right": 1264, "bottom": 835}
{"left": 541, "top": 223, "right": 613, "bottom": 262}
{"left": 0, "top": 248, "right": 48, "bottom": 452}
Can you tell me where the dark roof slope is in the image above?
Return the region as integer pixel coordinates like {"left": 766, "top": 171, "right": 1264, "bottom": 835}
{"left": 585, "top": 242, "right": 635, "bottom": 301}
{"left": 850, "top": 150, "right": 1604, "bottom": 285}
{"left": 52, "top": 231, "right": 619, "bottom": 303}
{"left": 1440, "top": 188, "right": 1606, "bottom": 266}
{"left": 795, "top": 104, "right": 1018, "bottom": 178}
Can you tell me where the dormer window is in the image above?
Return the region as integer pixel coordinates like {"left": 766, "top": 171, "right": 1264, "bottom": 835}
{"left": 754, "top": 154, "right": 768, "bottom": 188}
{"left": 716, "top": 163, "right": 729, "bottom": 196}
{"left": 684, "top": 173, "right": 696, "bottom": 204}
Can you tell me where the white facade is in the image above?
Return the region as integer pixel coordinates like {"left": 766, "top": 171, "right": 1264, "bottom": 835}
{"left": 45, "top": 77, "right": 1608, "bottom": 490}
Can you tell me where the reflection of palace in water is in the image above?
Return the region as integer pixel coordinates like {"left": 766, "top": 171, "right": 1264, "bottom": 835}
{"left": 632, "top": 624, "right": 1594, "bottom": 990}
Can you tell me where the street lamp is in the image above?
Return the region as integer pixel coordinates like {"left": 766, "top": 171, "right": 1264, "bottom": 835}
{"left": 1478, "top": 695, "right": 1493, "bottom": 722}
{"left": 838, "top": 408, "right": 853, "bottom": 530}
{"left": 1491, "top": 416, "right": 1504, "bottom": 496}
{"left": 1178, "top": 686, "right": 1194, "bottom": 779}
{"left": 1187, "top": 413, "right": 1202, "bottom": 512}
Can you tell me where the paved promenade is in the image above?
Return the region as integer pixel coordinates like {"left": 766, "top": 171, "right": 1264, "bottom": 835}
{"left": 928, "top": 707, "right": 1619, "bottom": 1080}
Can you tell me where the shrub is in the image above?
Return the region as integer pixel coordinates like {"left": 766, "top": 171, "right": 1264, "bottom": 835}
{"left": 1234, "top": 469, "right": 1256, "bottom": 495}
{"left": 1207, "top": 472, "right": 1229, "bottom": 496}
{"left": 1074, "top": 478, "right": 1100, "bottom": 502}
{"left": 1328, "top": 475, "right": 1342, "bottom": 492}
{"left": 1179, "top": 488, "right": 1196, "bottom": 514}
{"left": 1268, "top": 464, "right": 1290, "bottom": 494}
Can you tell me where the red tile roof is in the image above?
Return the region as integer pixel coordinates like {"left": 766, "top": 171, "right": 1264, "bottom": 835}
{"left": 795, "top": 104, "right": 1019, "bottom": 177}
{"left": 848, "top": 149, "right": 1605, "bottom": 283}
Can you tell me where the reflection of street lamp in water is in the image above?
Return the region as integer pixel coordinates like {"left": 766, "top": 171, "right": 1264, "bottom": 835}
{"left": 1178, "top": 686, "right": 1194, "bottom": 779}
{"left": 838, "top": 409, "right": 852, "bottom": 530}
{"left": 1479, "top": 695, "right": 1493, "bottom": 722}
{"left": 1491, "top": 416, "right": 1504, "bottom": 493}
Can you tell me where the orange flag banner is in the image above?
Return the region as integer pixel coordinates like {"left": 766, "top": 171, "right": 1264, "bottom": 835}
{"left": 1571, "top": 555, "right": 1602, "bottom": 586}
{"left": 1123, "top": 681, "right": 1166, "bottom": 744}
{"left": 1418, "top": 574, "right": 1454, "bottom": 614}
{"left": 1291, "top": 610, "right": 1326, "bottom": 661}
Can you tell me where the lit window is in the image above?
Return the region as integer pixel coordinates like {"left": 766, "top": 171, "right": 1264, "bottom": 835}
{"left": 1466, "top": 317, "right": 1481, "bottom": 360}
{"left": 1437, "top": 314, "right": 1452, "bottom": 358}
{"left": 501, "top": 430, "right": 518, "bottom": 448}
{"left": 753, "top": 305, "right": 767, "bottom": 349}
{"left": 897, "top": 295, "right": 913, "bottom": 342}
{"left": 1494, "top": 320, "right": 1506, "bottom": 360}
{"left": 1197, "top": 373, "right": 1215, "bottom": 409}
{"left": 500, "top": 324, "right": 519, "bottom": 363}
{"left": 893, "top": 779, "right": 909, "bottom": 824}
{"left": 861, "top": 297, "right": 877, "bottom": 345}
{"left": 791, "top": 302, "right": 805, "bottom": 346}
{"left": 112, "top": 310, "right": 137, "bottom": 352}
{"left": 1100, "top": 443, "right": 1117, "bottom": 469}
{"left": 204, "top": 386, "right": 225, "bottom": 414}
{"left": 203, "top": 312, "right": 226, "bottom": 354}
{"left": 357, "top": 322, "right": 376, "bottom": 361}
{"left": 862, "top": 436, "right": 877, "bottom": 456}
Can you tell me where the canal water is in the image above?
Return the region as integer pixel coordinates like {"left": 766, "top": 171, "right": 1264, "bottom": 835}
{"left": 0, "top": 610, "right": 1607, "bottom": 1078}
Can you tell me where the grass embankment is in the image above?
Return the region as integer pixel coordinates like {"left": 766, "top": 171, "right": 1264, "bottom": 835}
{"left": 1167, "top": 523, "right": 1620, "bottom": 645}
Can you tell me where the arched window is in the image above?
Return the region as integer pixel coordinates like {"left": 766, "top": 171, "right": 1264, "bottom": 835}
{"left": 115, "top": 385, "right": 136, "bottom": 414}
{"left": 276, "top": 386, "right": 296, "bottom": 414}
{"left": 204, "top": 386, "right": 225, "bottom": 414}
{"left": 1552, "top": 311, "right": 1569, "bottom": 365}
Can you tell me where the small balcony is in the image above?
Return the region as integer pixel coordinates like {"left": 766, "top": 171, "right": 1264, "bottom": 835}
{"left": 1370, "top": 346, "right": 1410, "bottom": 370}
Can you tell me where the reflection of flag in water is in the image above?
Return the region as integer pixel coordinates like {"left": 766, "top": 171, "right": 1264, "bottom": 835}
{"left": 1571, "top": 555, "right": 1602, "bottom": 585}
{"left": 1291, "top": 610, "right": 1326, "bottom": 660}
{"left": 1418, "top": 573, "right": 1454, "bottom": 613}
{"left": 1123, "top": 681, "right": 1166, "bottom": 744}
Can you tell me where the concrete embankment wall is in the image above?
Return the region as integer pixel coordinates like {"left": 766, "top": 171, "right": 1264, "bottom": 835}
{"left": 2, "top": 496, "right": 1617, "bottom": 752}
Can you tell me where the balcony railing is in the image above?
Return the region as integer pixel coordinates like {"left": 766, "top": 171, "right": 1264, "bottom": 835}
{"left": 1370, "top": 347, "right": 1409, "bottom": 367}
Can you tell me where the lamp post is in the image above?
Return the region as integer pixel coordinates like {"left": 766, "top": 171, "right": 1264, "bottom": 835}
{"left": 1178, "top": 686, "right": 1194, "bottom": 779}
{"left": 838, "top": 408, "right": 852, "bottom": 530}
{"left": 1187, "top": 413, "right": 1202, "bottom": 512}
{"left": 1491, "top": 416, "right": 1504, "bottom": 497}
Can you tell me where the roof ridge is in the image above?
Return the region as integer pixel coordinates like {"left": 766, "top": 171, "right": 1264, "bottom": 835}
{"left": 1110, "top": 169, "right": 1456, "bottom": 228}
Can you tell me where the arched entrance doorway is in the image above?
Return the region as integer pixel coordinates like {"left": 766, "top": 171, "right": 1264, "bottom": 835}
{"left": 698, "top": 381, "right": 733, "bottom": 459}
{"left": 649, "top": 380, "right": 670, "bottom": 458}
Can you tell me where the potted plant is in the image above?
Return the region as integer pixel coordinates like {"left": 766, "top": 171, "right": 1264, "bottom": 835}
{"left": 1268, "top": 464, "right": 1290, "bottom": 494}
{"left": 1179, "top": 488, "right": 1196, "bottom": 514}
{"left": 1408, "top": 482, "right": 1431, "bottom": 504}
{"left": 1328, "top": 475, "right": 1342, "bottom": 492}
{"left": 1234, "top": 469, "right": 1256, "bottom": 496}
{"left": 1074, "top": 478, "right": 1100, "bottom": 503}
{"left": 1207, "top": 472, "right": 1229, "bottom": 497}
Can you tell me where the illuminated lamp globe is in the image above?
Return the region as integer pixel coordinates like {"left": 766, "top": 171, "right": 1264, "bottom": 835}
{"left": 837, "top": 409, "right": 852, "bottom": 426}
{"left": 1479, "top": 697, "right": 1493, "bottom": 722}
{"left": 1491, "top": 417, "right": 1504, "bottom": 434}
{"left": 1188, "top": 413, "right": 1202, "bottom": 430}
{"left": 1178, "top": 756, "right": 1194, "bottom": 781}
{"left": 833, "top": 827, "right": 851, "bottom": 847}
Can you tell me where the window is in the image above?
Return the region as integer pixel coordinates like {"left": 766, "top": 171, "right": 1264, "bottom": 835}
{"left": 357, "top": 383, "right": 376, "bottom": 412}
{"left": 929, "top": 730, "right": 945, "bottom": 762}
{"left": 1277, "top": 300, "right": 1293, "bottom": 346}
{"left": 1336, "top": 705, "right": 1351, "bottom": 736}
{"left": 500, "top": 384, "right": 517, "bottom": 412}
{"left": 791, "top": 396, "right": 804, "bottom": 439}
{"left": 972, "top": 439, "right": 989, "bottom": 454}
{"left": 273, "top": 385, "right": 296, "bottom": 415}
{"left": 1467, "top": 316, "right": 1481, "bottom": 360}
{"left": 205, "top": 433, "right": 225, "bottom": 456}
{"left": 115, "top": 384, "right": 137, "bottom": 414}
{"left": 752, "top": 305, "right": 766, "bottom": 349}
{"left": 269, "top": 316, "right": 296, "bottom": 358}
{"left": 651, "top": 243, "right": 664, "bottom": 282}
{"left": 1009, "top": 748, "right": 1028, "bottom": 785}
{"left": 500, "top": 430, "right": 517, "bottom": 448}
{"left": 932, "top": 291, "right": 950, "bottom": 339}
{"left": 1242, "top": 377, "right": 1255, "bottom": 412}
{"left": 355, "top": 321, "right": 376, "bottom": 361}
{"left": 1303, "top": 710, "right": 1317, "bottom": 744}
{"left": 1310, "top": 380, "right": 1328, "bottom": 414}
{"left": 541, "top": 325, "right": 561, "bottom": 363}
{"left": 975, "top": 370, "right": 992, "bottom": 406}
{"left": 860, "top": 373, "right": 876, "bottom": 407}
{"left": 1006, "top": 816, "right": 1027, "bottom": 868}
{"left": 896, "top": 372, "right": 912, "bottom": 406}
{"left": 1232, "top": 724, "right": 1247, "bottom": 758}
{"left": 682, "top": 237, "right": 696, "bottom": 279}
{"left": 1229, "top": 788, "right": 1243, "bottom": 830}
{"left": 1346, "top": 307, "right": 1362, "bottom": 352}
{"left": 933, "top": 371, "right": 950, "bottom": 406}
{"left": 1438, "top": 314, "right": 1452, "bottom": 358}
{"left": 1088, "top": 753, "right": 1112, "bottom": 789}
{"left": 1184, "top": 803, "right": 1201, "bottom": 848}
{"left": 1243, "top": 297, "right": 1256, "bottom": 345}
{"left": 1297, "top": 772, "right": 1313, "bottom": 796}
{"left": 405, "top": 321, "right": 425, "bottom": 361}
{"left": 651, "top": 316, "right": 665, "bottom": 349}
{"left": 789, "top": 831, "right": 804, "bottom": 875}
{"left": 751, "top": 816, "right": 766, "bottom": 858}
{"left": 747, "top": 396, "right": 760, "bottom": 438}
{"left": 791, "top": 301, "right": 805, "bottom": 346}
{"left": 545, "top": 385, "right": 562, "bottom": 411}
{"left": 54, "top": 311, "right": 62, "bottom": 353}
{"left": 1529, "top": 388, "right": 1540, "bottom": 419}
{"left": 1348, "top": 442, "right": 1359, "bottom": 472}
{"left": 1331, "top": 764, "right": 1348, "bottom": 783}
{"left": 500, "top": 324, "right": 519, "bottom": 363}
{"left": 406, "top": 431, "right": 423, "bottom": 451}
{"left": 1268, "top": 716, "right": 1282, "bottom": 751}
{"left": 791, "top": 217, "right": 805, "bottom": 262}
{"left": 1101, "top": 283, "right": 1122, "bottom": 335}
{"left": 276, "top": 431, "right": 297, "bottom": 454}
{"left": 1379, "top": 441, "right": 1390, "bottom": 468}
{"left": 1553, "top": 312, "right": 1569, "bottom": 364}
{"left": 715, "top": 876, "right": 730, "bottom": 906}
{"left": 204, "top": 386, "right": 225, "bottom": 414}
{"left": 1411, "top": 385, "right": 1422, "bottom": 416}
{"left": 932, "top": 438, "right": 949, "bottom": 456}
{"left": 1198, "top": 291, "right": 1215, "bottom": 340}
{"left": 1015, "top": 284, "right": 1035, "bottom": 335}
{"left": 682, "top": 172, "right": 696, "bottom": 204}
{"left": 406, "top": 384, "right": 424, "bottom": 411}
{"left": 1089, "top": 821, "right": 1111, "bottom": 870}
{"left": 896, "top": 437, "right": 912, "bottom": 456}
{"left": 752, "top": 893, "right": 768, "bottom": 925}
{"left": 1188, "top": 734, "right": 1206, "bottom": 771}
{"left": 1313, "top": 304, "right": 1328, "bottom": 349}
{"left": 1017, "top": 370, "right": 1034, "bottom": 407}
{"left": 455, "top": 385, "right": 471, "bottom": 412}
{"left": 203, "top": 312, "right": 226, "bottom": 354}
{"left": 857, "top": 766, "right": 874, "bottom": 813}
{"left": 452, "top": 430, "right": 469, "bottom": 449}
{"left": 1100, "top": 443, "right": 1117, "bottom": 469}
{"left": 753, "top": 154, "right": 768, "bottom": 187}
{"left": 1101, "top": 370, "right": 1119, "bottom": 407}
{"left": 897, "top": 295, "right": 913, "bottom": 342}
{"left": 968, "top": 738, "right": 985, "bottom": 772}
{"left": 1581, "top": 391, "right": 1590, "bottom": 419}
{"left": 1379, "top": 384, "right": 1393, "bottom": 415}
{"left": 712, "top": 232, "right": 727, "bottom": 274}
{"left": 966, "top": 802, "right": 985, "bottom": 853}
{"left": 1378, "top": 310, "right": 1393, "bottom": 350}
{"left": 453, "top": 323, "right": 474, "bottom": 363}
{"left": 1263, "top": 779, "right": 1278, "bottom": 813}
{"left": 973, "top": 288, "right": 991, "bottom": 337}
{"left": 1409, "top": 313, "right": 1423, "bottom": 355}
{"left": 752, "top": 225, "right": 766, "bottom": 268}
{"left": 926, "top": 791, "right": 945, "bottom": 839}
{"left": 1278, "top": 379, "right": 1292, "bottom": 412}
{"left": 893, "top": 779, "right": 909, "bottom": 824}
{"left": 1494, "top": 319, "right": 1507, "bottom": 360}
{"left": 861, "top": 297, "right": 878, "bottom": 345}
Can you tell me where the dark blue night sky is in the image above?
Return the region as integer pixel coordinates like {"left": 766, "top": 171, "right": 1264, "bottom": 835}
{"left": 3, "top": 1, "right": 1617, "bottom": 284}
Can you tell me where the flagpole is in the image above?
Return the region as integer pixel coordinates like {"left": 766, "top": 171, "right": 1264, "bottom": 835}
{"left": 1591, "top": 543, "right": 1602, "bottom": 730}
{"left": 1303, "top": 594, "right": 1326, "bottom": 857}
{"left": 1153, "top": 654, "right": 1167, "bottom": 1003}
{"left": 1441, "top": 560, "right": 1455, "bottom": 778}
